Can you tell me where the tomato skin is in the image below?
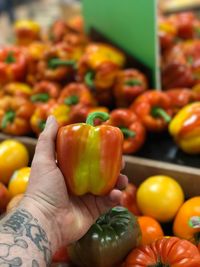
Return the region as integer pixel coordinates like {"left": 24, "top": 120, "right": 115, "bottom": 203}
{"left": 137, "top": 175, "right": 184, "bottom": 222}
{"left": 138, "top": 216, "right": 164, "bottom": 246}
{"left": 0, "top": 140, "right": 29, "bottom": 185}
{"left": 173, "top": 197, "right": 200, "bottom": 247}
{"left": 125, "top": 237, "right": 200, "bottom": 267}
{"left": 120, "top": 183, "right": 141, "bottom": 216}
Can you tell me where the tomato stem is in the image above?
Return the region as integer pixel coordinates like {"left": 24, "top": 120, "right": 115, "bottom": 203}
{"left": 86, "top": 112, "right": 109, "bottom": 126}
{"left": 1, "top": 110, "right": 15, "bottom": 129}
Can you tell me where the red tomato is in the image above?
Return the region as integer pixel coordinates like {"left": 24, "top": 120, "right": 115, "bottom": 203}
{"left": 138, "top": 216, "right": 164, "bottom": 246}
{"left": 120, "top": 183, "right": 141, "bottom": 216}
{"left": 125, "top": 237, "right": 200, "bottom": 267}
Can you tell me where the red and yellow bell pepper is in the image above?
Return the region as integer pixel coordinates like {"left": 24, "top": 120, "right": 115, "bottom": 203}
{"left": 31, "top": 81, "right": 60, "bottom": 104}
{"left": 166, "top": 88, "right": 196, "bottom": 115}
{"left": 37, "top": 43, "right": 80, "bottom": 82}
{"left": 3, "top": 82, "right": 32, "bottom": 99}
{"left": 106, "top": 109, "right": 146, "bottom": 154}
{"left": 30, "top": 100, "right": 56, "bottom": 135}
{"left": 58, "top": 83, "right": 96, "bottom": 107}
{"left": 14, "top": 20, "right": 41, "bottom": 46}
{"left": 31, "top": 100, "right": 71, "bottom": 135}
{"left": 113, "top": 69, "right": 148, "bottom": 107}
{"left": 56, "top": 112, "right": 123, "bottom": 195}
{"left": 131, "top": 91, "right": 172, "bottom": 132}
{"left": 159, "top": 16, "right": 177, "bottom": 51}
{"left": 169, "top": 102, "right": 200, "bottom": 154}
{"left": 77, "top": 43, "right": 125, "bottom": 91}
{"left": 0, "top": 96, "right": 35, "bottom": 135}
{"left": 0, "top": 47, "right": 27, "bottom": 85}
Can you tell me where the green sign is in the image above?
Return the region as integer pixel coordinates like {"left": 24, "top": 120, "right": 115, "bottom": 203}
{"left": 82, "top": 0, "right": 160, "bottom": 87}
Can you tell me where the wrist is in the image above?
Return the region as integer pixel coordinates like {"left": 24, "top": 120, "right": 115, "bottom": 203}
{"left": 18, "top": 195, "right": 62, "bottom": 254}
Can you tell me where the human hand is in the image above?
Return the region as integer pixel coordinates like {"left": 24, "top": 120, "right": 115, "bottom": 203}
{"left": 23, "top": 116, "right": 128, "bottom": 253}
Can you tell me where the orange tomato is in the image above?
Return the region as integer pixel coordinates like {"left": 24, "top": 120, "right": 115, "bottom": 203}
{"left": 173, "top": 197, "right": 200, "bottom": 247}
{"left": 0, "top": 182, "right": 10, "bottom": 212}
{"left": 6, "top": 194, "right": 24, "bottom": 212}
{"left": 0, "top": 140, "right": 29, "bottom": 184}
{"left": 138, "top": 216, "right": 164, "bottom": 246}
{"left": 8, "top": 167, "right": 30, "bottom": 198}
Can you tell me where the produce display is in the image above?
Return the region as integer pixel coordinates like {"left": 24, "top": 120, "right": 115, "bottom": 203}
{"left": 0, "top": 7, "right": 199, "bottom": 267}
{"left": 0, "top": 13, "right": 200, "bottom": 155}
{"left": 0, "top": 138, "right": 199, "bottom": 266}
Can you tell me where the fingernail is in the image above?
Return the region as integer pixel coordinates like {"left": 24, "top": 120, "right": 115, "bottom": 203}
{"left": 45, "top": 116, "right": 55, "bottom": 129}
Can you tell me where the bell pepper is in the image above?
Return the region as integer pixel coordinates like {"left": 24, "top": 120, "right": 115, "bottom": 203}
{"left": 106, "top": 109, "right": 146, "bottom": 154}
{"left": 31, "top": 81, "right": 60, "bottom": 104}
{"left": 166, "top": 88, "right": 196, "bottom": 115}
{"left": 131, "top": 91, "right": 172, "bottom": 132}
{"left": 77, "top": 43, "right": 125, "bottom": 91}
{"left": 162, "top": 40, "right": 200, "bottom": 89}
{"left": 113, "top": 69, "right": 148, "bottom": 107}
{"left": 69, "top": 104, "right": 109, "bottom": 124}
{"left": 14, "top": 20, "right": 41, "bottom": 46}
{"left": 69, "top": 207, "right": 141, "bottom": 267}
{"left": 56, "top": 112, "right": 123, "bottom": 195}
{"left": 58, "top": 82, "right": 96, "bottom": 107}
{"left": 26, "top": 42, "right": 49, "bottom": 85}
{"left": 30, "top": 100, "right": 70, "bottom": 135}
{"left": 169, "top": 102, "right": 200, "bottom": 154}
{"left": 159, "top": 16, "right": 177, "bottom": 51}
{"left": 0, "top": 96, "right": 35, "bottom": 135}
{"left": 37, "top": 42, "right": 78, "bottom": 82}
{"left": 49, "top": 20, "right": 68, "bottom": 43}
{"left": 30, "top": 100, "right": 56, "bottom": 135}
{"left": 169, "top": 12, "right": 200, "bottom": 39}
{"left": 0, "top": 47, "right": 27, "bottom": 85}
{"left": 3, "top": 82, "right": 32, "bottom": 98}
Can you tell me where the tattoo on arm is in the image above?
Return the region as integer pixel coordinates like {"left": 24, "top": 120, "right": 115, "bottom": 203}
{"left": 0, "top": 209, "right": 51, "bottom": 266}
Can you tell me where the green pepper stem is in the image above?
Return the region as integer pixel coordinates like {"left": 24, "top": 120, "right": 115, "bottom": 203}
{"left": 151, "top": 107, "right": 171, "bottom": 123}
{"left": 5, "top": 51, "right": 16, "bottom": 64}
{"left": 64, "top": 95, "right": 79, "bottom": 105}
{"left": 84, "top": 71, "right": 95, "bottom": 88}
{"left": 1, "top": 110, "right": 15, "bottom": 129}
{"left": 31, "top": 93, "right": 50, "bottom": 103}
{"left": 119, "top": 127, "right": 136, "bottom": 138}
{"left": 38, "top": 120, "right": 46, "bottom": 131}
{"left": 86, "top": 112, "right": 110, "bottom": 126}
{"left": 125, "top": 79, "right": 142, "bottom": 86}
{"left": 48, "top": 58, "right": 76, "bottom": 69}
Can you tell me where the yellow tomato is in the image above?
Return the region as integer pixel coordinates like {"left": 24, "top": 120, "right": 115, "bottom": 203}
{"left": 0, "top": 140, "right": 29, "bottom": 185}
{"left": 137, "top": 175, "right": 184, "bottom": 222}
{"left": 8, "top": 167, "right": 30, "bottom": 198}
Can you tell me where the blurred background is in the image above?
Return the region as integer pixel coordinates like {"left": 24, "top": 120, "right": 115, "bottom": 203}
{"left": 0, "top": 0, "right": 81, "bottom": 44}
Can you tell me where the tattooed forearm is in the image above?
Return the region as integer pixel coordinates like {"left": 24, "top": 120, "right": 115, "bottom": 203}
{"left": 0, "top": 209, "right": 52, "bottom": 266}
